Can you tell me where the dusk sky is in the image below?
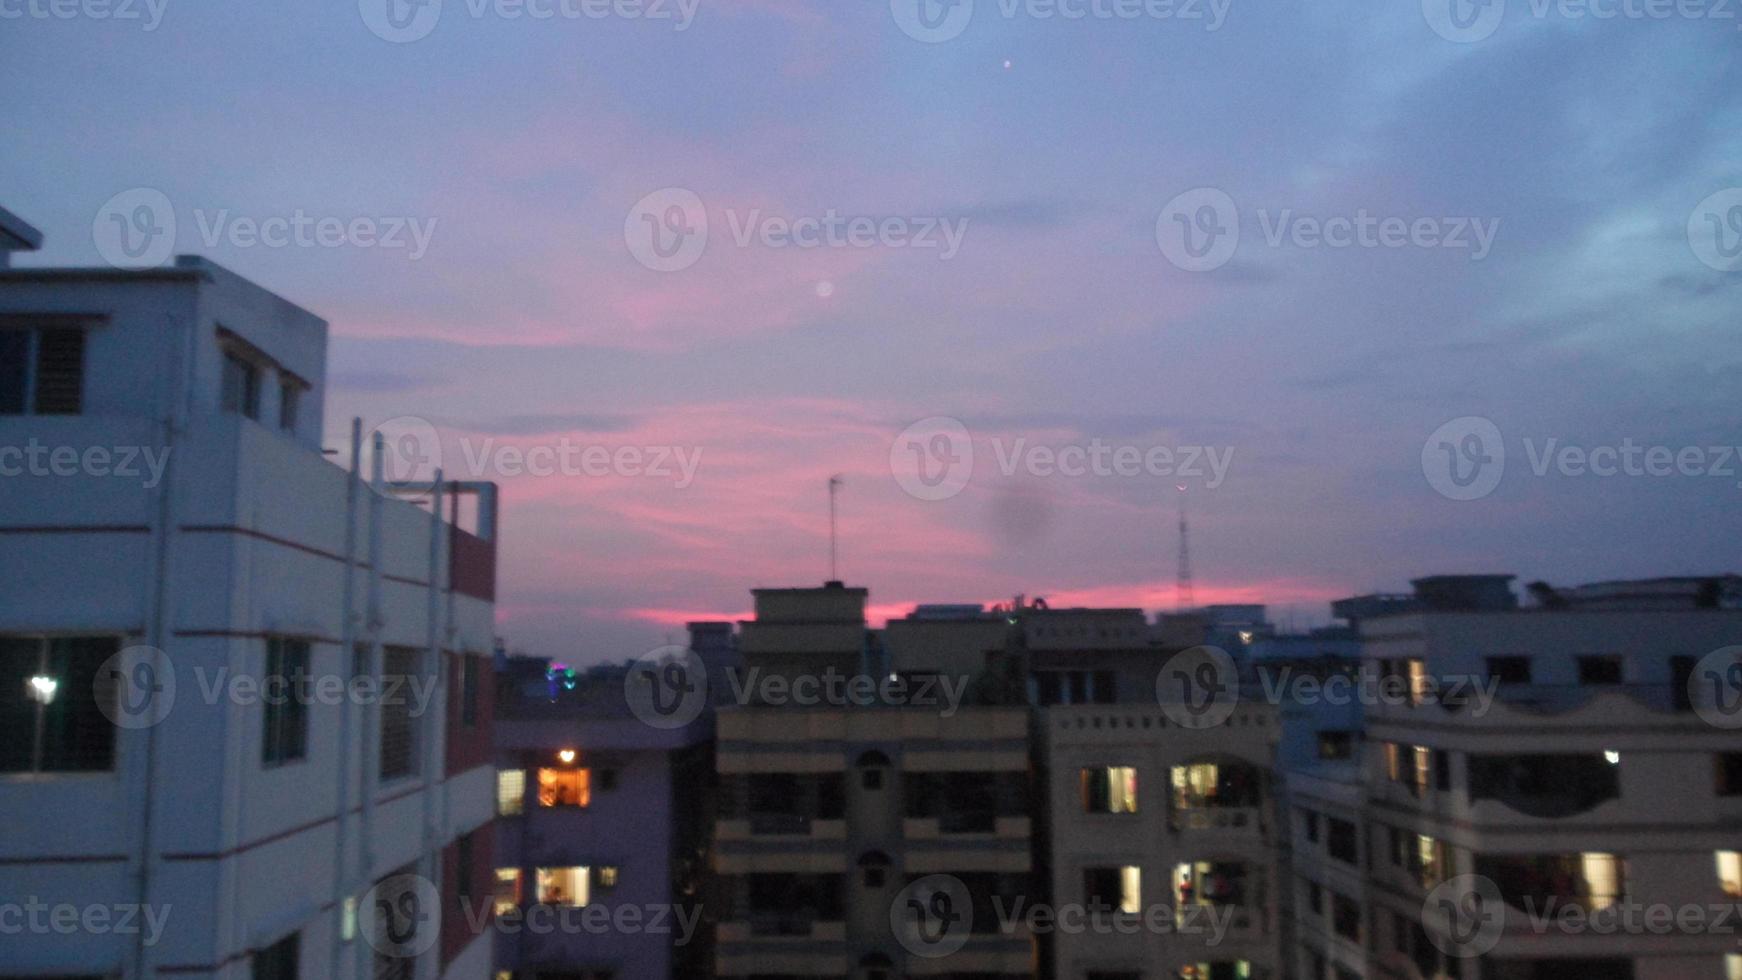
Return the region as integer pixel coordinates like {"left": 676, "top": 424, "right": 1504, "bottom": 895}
{"left": 6, "top": 0, "right": 1740, "bottom": 661}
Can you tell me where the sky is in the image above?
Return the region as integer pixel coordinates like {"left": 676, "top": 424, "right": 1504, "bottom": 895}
{"left": 4, "top": 0, "right": 1741, "bottom": 662}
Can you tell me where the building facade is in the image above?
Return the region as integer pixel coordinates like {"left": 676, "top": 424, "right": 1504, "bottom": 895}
{"left": 0, "top": 223, "right": 499, "bottom": 980}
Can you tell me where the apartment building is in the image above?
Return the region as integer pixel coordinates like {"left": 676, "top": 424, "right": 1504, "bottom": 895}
{"left": 491, "top": 651, "right": 714, "bottom": 980}
{"left": 0, "top": 217, "right": 499, "bottom": 979}
{"left": 712, "top": 584, "right": 1036, "bottom": 979}
{"left": 1029, "top": 606, "right": 1285, "bottom": 980}
{"left": 1285, "top": 574, "right": 1742, "bottom": 980}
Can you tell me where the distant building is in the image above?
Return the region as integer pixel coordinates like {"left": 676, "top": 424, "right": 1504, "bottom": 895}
{"left": 491, "top": 647, "right": 714, "bottom": 979}
{"left": 0, "top": 220, "right": 499, "bottom": 979}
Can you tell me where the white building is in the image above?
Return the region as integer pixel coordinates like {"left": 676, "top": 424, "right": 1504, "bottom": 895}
{"left": 0, "top": 213, "right": 500, "bottom": 980}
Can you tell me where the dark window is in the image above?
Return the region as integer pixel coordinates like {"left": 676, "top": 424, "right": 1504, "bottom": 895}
{"left": 1390, "top": 826, "right": 1406, "bottom": 866}
{"left": 1435, "top": 748, "right": 1452, "bottom": 791}
{"left": 596, "top": 768, "right": 619, "bottom": 791}
{"left": 251, "top": 932, "right": 299, "bottom": 980}
{"left": 1718, "top": 753, "right": 1742, "bottom": 797}
{"left": 456, "top": 832, "right": 475, "bottom": 904}
{"left": 460, "top": 656, "right": 479, "bottom": 728}
{"left": 262, "top": 638, "right": 310, "bottom": 767}
{"left": 0, "top": 635, "right": 120, "bottom": 773}
{"left": 222, "top": 350, "right": 261, "bottom": 419}
{"left": 1092, "top": 669, "right": 1116, "bottom": 704}
{"left": 1308, "top": 881, "right": 1324, "bottom": 914}
{"left": 380, "top": 646, "right": 421, "bottom": 780}
{"left": 1487, "top": 656, "right": 1532, "bottom": 685}
{"left": 1331, "top": 892, "right": 1361, "bottom": 941}
{"left": 1578, "top": 655, "right": 1623, "bottom": 685}
{"left": 1671, "top": 655, "right": 1696, "bottom": 712}
{"left": 1082, "top": 866, "right": 1129, "bottom": 913}
{"left": 1318, "top": 731, "right": 1355, "bottom": 760}
{"left": 1327, "top": 817, "right": 1358, "bottom": 864}
{"left": 0, "top": 327, "right": 85, "bottom": 415}
{"left": 863, "top": 866, "right": 885, "bottom": 888}
{"left": 278, "top": 381, "right": 300, "bottom": 433}
{"left": 1302, "top": 808, "right": 1321, "bottom": 843}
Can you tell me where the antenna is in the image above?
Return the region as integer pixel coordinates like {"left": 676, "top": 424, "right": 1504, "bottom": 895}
{"left": 828, "top": 475, "right": 845, "bottom": 582}
{"left": 1175, "top": 484, "right": 1195, "bottom": 612}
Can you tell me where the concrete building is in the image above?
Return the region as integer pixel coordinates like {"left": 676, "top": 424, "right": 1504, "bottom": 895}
{"left": 1283, "top": 574, "right": 1742, "bottom": 980}
{"left": 491, "top": 651, "right": 713, "bottom": 980}
{"left": 0, "top": 218, "right": 499, "bottom": 979}
{"left": 712, "top": 584, "right": 1035, "bottom": 979}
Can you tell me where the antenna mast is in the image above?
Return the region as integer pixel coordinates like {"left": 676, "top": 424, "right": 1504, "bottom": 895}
{"left": 1176, "top": 484, "right": 1195, "bottom": 612}
{"left": 828, "top": 475, "right": 844, "bottom": 582}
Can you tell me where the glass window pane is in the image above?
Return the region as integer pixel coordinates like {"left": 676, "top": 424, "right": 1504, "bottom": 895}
{"left": 0, "top": 331, "right": 28, "bottom": 415}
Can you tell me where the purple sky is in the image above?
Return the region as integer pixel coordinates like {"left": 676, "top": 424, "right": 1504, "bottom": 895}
{"left": 6, "top": 0, "right": 1740, "bottom": 661}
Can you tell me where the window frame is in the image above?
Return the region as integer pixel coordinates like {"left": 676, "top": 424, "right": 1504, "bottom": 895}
{"left": 0, "top": 323, "right": 87, "bottom": 417}
{"left": 261, "top": 637, "right": 311, "bottom": 768}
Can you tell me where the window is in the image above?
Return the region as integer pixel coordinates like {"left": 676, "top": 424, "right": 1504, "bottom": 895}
{"left": 863, "top": 866, "right": 886, "bottom": 888}
{"left": 1405, "top": 659, "right": 1431, "bottom": 705}
{"left": 1486, "top": 656, "right": 1532, "bottom": 685}
{"left": 1327, "top": 817, "right": 1358, "bottom": 864}
{"left": 1672, "top": 655, "right": 1696, "bottom": 712}
{"left": 340, "top": 895, "right": 358, "bottom": 942}
{"left": 457, "top": 832, "right": 475, "bottom": 904}
{"left": 536, "top": 866, "right": 589, "bottom": 907}
{"left": 596, "top": 768, "right": 619, "bottom": 791}
{"left": 597, "top": 866, "right": 619, "bottom": 888}
{"left": 0, "top": 326, "right": 85, "bottom": 415}
{"left": 1729, "top": 953, "right": 1742, "bottom": 980}
{"left": 1389, "top": 826, "right": 1406, "bottom": 866}
{"left": 1084, "top": 865, "right": 1141, "bottom": 914}
{"left": 1720, "top": 753, "right": 1742, "bottom": 797}
{"left": 1434, "top": 748, "right": 1452, "bottom": 791}
{"left": 494, "top": 868, "right": 522, "bottom": 915}
{"left": 278, "top": 381, "right": 300, "bottom": 433}
{"left": 1578, "top": 655, "right": 1623, "bottom": 685}
{"left": 1302, "top": 808, "right": 1321, "bottom": 843}
{"left": 861, "top": 767, "right": 883, "bottom": 790}
{"left": 379, "top": 646, "right": 421, "bottom": 780}
{"left": 1081, "top": 766, "right": 1139, "bottom": 814}
{"left": 1318, "top": 731, "right": 1354, "bottom": 760}
{"left": 460, "top": 656, "right": 479, "bottom": 728}
{"left": 1307, "top": 881, "right": 1324, "bottom": 914}
{"left": 261, "top": 638, "right": 310, "bottom": 766}
{"left": 1413, "top": 834, "right": 1448, "bottom": 889}
{"left": 538, "top": 767, "right": 591, "bottom": 807}
{"left": 251, "top": 932, "right": 299, "bottom": 980}
{"left": 0, "top": 635, "right": 119, "bottom": 772}
{"left": 1719, "top": 851, "right": 1741, "bottom": 898}
{"left": 497, "top": 769, "right": 525, "bottom": 815}
{"left": 1331, "top": 892, "right": 1360, "bottom": 941}
{"left": 222, "top": 350, "right": 261, "bottom": 419}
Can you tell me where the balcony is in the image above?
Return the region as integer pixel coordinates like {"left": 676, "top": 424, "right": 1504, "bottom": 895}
{"left": 1170, "top": 760, "right": 1265, "bottom": 833}
{"left": 1468, "top": 753, "right": 1620, "bottom": 819}
{"left": 1474, "top": 852, "right": 1625, "bottom": 916}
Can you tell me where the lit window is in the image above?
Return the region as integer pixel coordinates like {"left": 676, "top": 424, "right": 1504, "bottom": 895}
{"left": 340, "top": 896, "right": 357, "bottom": 942}
{"left": 497, "top": 769, "right": 526, "bottom": 816}
{"left": 536, "top": 866, "right": 589, "bottom": 907}
{"left": 598, "top": 866, "right": 619, "bottom": 888}
{"left": 1718, "top": 851, "right": 1741, "bottom": 898}
{"left": 494, "top": 868, "right": 522, "bottom": 915}
{"left": 1083, "top": 865, "right": 1141, "bottom": 914}
{"left": 537, "top": 767, "right": 591, "bottom": 807}
{"left": 1081, "top": 766, "right": 1139, "bottom": 814}
{"left": 1, "top": 635, "right": 120, "bottom": 773}
{"left": 1728, "top": 953, "right": 1742, "bottom": 980}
